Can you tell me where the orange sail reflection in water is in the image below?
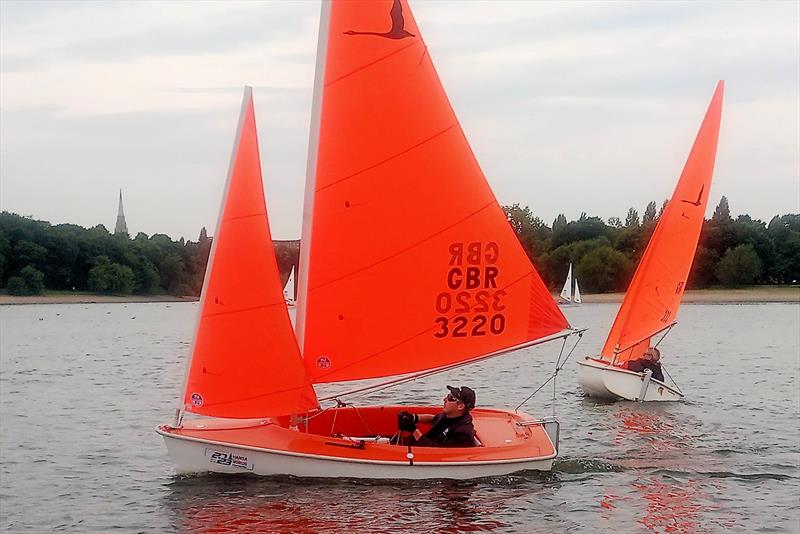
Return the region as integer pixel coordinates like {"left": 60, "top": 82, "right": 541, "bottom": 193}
{"left": 300, "top": 0, "right": 569, "bottom": 384}
{"left": 182, "top": 88, "right": 317, "bottom": 418}
{"left": 602, "top": 82, "right": 724, "bottom": 363}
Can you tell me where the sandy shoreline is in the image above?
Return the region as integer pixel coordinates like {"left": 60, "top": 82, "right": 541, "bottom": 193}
{"left": 1, "top": 287, "right": 797, "bottom": 306}
{"left": 576, "top": 287, "right": 799, "bottom": 303}
{"left": 0, "top": 294, "right": 199, "bottom": 305}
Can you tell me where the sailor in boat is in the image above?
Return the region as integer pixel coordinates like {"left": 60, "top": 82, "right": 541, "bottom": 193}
{"left": 625, "top": 347, "right": 665, "bottom": 382}
{"left": 392, "top": 386, "right": 477, "bottom": 447}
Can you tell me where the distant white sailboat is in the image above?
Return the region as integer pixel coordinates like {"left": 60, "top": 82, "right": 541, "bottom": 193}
{"left": 283, "top": 265, "right": 296, "bottom": 307}
{"left": 558, "top": 263, "right": 582, "bottom": 305}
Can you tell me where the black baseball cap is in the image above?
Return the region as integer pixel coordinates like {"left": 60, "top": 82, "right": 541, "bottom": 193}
{"left": 446, "top": 385, "right": 476, "bottom": 410}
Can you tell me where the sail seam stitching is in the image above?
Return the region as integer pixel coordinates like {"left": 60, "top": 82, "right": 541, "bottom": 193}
{"left": 316, "top": 123, "right": 458, "bottom": 192}
{"left": 202, "top": 301, "right": 285, "bottom": 318}
{"left": 312, "top": 268, "right": 560, "bottom": 382}
{"left": 310, "top": 199, "right": 497, "bottom": 291}
{"left": 324, "top": 39, "right": 422, "bottom": 88}
{"left": 223, "top": 212, "right": 264, "bottom": 223}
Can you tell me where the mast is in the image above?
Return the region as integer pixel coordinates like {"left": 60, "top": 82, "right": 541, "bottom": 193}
{"left": 296, "top": 0, "right": 332, "bottom": 352}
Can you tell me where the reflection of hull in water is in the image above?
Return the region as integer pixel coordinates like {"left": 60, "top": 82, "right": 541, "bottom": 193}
{"left": 577, "top": 358, "right": 683, "bottom": 402}
{"left": 157, "top": 406, "right": 559, "bottom": 479}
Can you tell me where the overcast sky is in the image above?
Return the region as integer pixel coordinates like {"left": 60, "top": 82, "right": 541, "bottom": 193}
{"left": 1, "top": 1, "right": 798, "bottom": 241}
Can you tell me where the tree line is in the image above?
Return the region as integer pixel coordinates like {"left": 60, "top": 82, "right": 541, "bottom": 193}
{"left": 504, "top": 196, "right": 799, "bottom": 292}
{"left": 0, "top": 211, "right": 300, "bottom": 297}
{"left": 1, "top": 197, "right": 797, "bottom": 296}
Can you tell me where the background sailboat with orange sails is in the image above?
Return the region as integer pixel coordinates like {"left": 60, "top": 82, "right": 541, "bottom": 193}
{"left": 159, "top": 0, "right": 583, "bottom": 479}
{"left": 578, "top": 81, "right": 724, "bottom": 402}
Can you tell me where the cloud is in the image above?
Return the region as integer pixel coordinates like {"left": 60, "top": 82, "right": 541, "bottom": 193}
{"left": 0, "top": 0, "right": 797, "bottom": 240}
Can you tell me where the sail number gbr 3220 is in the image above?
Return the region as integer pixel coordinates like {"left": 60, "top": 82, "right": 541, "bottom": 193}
{"left": 433, "top": 242, "right": 506, "bottom": 338}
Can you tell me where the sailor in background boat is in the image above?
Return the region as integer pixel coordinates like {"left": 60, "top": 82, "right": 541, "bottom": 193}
{"left": 625, "top": 347, "right": 665, "bottom": 382}
{"left": 393, "top": 386, "right": 478, "bottom": 447}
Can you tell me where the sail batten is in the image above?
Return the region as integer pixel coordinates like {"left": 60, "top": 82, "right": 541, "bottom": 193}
{"left": 601, "top": 81, "right": 724, "bottom": 362}
{"left": 300, "top": 0, "right": 569, "bottom": 384}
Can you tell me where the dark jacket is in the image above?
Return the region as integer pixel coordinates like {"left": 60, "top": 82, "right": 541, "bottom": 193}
{"left": 627, "top": 359, "right": 665, "bottom": 382}
{"left": 413, "top": 412, "right": 476, "bottom": 447}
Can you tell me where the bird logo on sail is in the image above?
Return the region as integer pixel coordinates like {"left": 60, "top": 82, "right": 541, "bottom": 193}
{"left": 343, "top": 0, "right": 416, "bottom": 40}
{"left": 681, "top": 185, "right": 704, "bottom": 207}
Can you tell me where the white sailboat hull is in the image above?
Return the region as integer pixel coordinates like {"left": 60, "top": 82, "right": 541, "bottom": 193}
{"left": 158, "top": 431, "right": 555, "bottom": 480}
{"left": 577, "top": 358, "right": 684, "bottom": 402}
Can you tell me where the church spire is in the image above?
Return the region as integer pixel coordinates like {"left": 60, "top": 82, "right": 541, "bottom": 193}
{"left": 114, "top": 189, "right": 128, "bottom": 235}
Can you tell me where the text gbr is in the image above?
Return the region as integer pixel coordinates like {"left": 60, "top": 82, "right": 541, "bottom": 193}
{"left": 434, "top": 242, "right": 506, "bottom": 338}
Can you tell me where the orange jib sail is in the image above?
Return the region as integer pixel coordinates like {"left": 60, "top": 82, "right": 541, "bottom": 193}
{"left": 182, "top": 88, "right": 318, "bottom": 417}
{"left": 601, "top": 81, "right": 725, "bottom": 363}
{"left": 298, "top": 0, "right": 569, "bottom": 384}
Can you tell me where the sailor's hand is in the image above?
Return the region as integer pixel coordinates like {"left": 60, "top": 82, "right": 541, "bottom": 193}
{"left": 397, "top": 411, "right": 418, "bottom": 432}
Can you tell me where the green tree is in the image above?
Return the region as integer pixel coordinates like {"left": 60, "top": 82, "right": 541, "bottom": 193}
{"left": 657, "top": 199, "right": 668, "bottom": 220}
{"left": 6, "top": 276, "right": 26, "bottom": 295}
{"left": 576, "top": 246, "right": 634, "bottom": 293}
{"left": 12, "top": 240, "right": 47, "bottom": 273}
{"left": 715, "top": 244, "right": 763, "bottom": 287}
{"left": 87, "top": 256, "right": 135, "bottom": 294}
{"left": 642, "top": 201, "right": 657, "bottom": 223}
{"left": 7, "top": 265, "right": 45, "bottom": 295}
{"left": 767, "top": 215, "right": 800, "bottom": 283}
{"left": 159, "top": 253, "right": 188, "bottom": 294}
{"left": 20, "top": 265, "right": 45, "bottom": 295}
{"left": 687, "top": 245, "right": 719, "bottom": 288}
{"left": 552, "top": 214, "right": 568, "bottom": 234}
{"left": 137, "top": 261, "right": 161, "bottom": 294}
{"left": 0, "top": 230, "right": 9, "bottom": 280}
{"left": 551, "top": 216, "right": 609, "bottom": 248}
{"left": 712, "top": 196, "right": 732, "bottom": 222}
{"left": 503, "top": 204, "right": 552, "bottom": 260}
{"left": 624, "top": 208, "right": 640, "bottom": 228}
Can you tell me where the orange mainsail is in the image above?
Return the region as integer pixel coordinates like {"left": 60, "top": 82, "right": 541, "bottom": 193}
{"left": 182, "top": 88, "right": 318, "bottom": 417}
{"left": 601, "top": 81, "right": 725, "bottom": 363}
{"left": 297, "top": 0, "right": 570, "bottom": 384}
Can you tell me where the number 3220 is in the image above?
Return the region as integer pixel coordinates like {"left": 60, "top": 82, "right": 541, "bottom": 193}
{"left": 433, "top": 314, "right": 506, "bottom": 338}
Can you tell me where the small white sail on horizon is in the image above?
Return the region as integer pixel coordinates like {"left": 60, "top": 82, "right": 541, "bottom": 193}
{"left": 559, "top": 263, "right": 581, "bottom": 305}
{"left": 559, "top": 264, "right": 573, "bottom": 303}
{"left": 283, "top": 265, "right": 296, "bottom": 305}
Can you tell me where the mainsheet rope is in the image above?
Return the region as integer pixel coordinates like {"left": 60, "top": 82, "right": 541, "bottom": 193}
{"left": 319, "top": 330, "right": 586, "bottom": 416}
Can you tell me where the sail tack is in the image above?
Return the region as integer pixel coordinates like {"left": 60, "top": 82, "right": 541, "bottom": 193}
{"left": 601, "top": 81, "right": 725, "bottom": 362}
{"left": 182, "top": 88, "right": 318, "bottom": 418}
{"left": 299, "top": 0, "right": 569, "bottom": 384}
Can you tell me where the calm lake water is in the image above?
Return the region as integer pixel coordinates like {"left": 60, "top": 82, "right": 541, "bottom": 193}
{"left": 1, "top": 302, "right": 798, "bottom": 533}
